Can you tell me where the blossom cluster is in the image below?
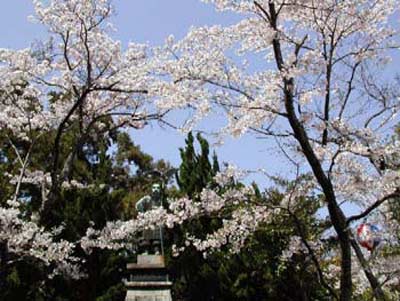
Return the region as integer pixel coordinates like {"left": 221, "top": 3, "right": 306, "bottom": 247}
{"left": 0, "top": 204, "right": 81, "bottom": 279}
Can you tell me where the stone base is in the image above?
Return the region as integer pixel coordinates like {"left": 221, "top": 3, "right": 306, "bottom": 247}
{"left": 125, "top": 255, "right": 172, "bottom": 301}
{"left": 125, "top": 288, "right": 172, "bottom": 301}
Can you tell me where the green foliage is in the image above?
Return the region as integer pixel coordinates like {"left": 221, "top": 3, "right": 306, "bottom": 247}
{"left": 168, "top": 132, "right": 223, "bottom": 300}
{"left": 176, "top": 132, "right": 219, "bottom": 198}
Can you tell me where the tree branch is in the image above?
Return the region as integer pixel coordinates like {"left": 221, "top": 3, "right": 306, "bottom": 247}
{"left": 346, "top": 190, "right": 400, "bottom": 226}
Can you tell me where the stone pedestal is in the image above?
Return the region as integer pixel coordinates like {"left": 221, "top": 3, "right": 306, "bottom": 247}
{"left": 125, "top": 255, "right": 172, "bottom": 301}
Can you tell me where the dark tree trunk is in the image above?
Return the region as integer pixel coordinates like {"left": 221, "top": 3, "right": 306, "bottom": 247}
{"left": 264, "top": 2, "right": 354, "bottom": 299}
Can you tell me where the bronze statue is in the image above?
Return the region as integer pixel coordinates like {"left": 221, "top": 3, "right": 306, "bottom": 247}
{"left": 135, "top": 184, "right": 164, "bottom": 255}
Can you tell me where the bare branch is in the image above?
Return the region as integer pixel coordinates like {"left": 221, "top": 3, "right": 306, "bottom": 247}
{"left": 346, "top": 190, "right": 400, "bottom": 226}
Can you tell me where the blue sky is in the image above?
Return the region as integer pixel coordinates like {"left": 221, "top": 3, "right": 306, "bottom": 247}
{"left": 0, "top": 1, "right": 279, "bottom": 186}
{"left": 0, "top": 1, "right": 235, "bottom": 48}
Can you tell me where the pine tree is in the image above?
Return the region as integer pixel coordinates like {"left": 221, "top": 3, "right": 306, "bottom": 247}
{"left": 176, "top": 132, "right": 219, "bottom": 198}
{"left": 169, "top": 132, "right": 223, "bottom": 300}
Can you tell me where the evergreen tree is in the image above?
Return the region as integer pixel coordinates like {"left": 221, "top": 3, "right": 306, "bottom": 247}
{"left": 176, "top": 132, "right": 219, "bottom": 198}
{"left": 169, "top": 132, "right": 223, "bottom": 300}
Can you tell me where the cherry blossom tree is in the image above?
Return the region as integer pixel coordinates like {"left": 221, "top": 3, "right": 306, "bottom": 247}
{"left": 0, "top": 0, "right": 166, "bottom": 280}
{"left": 146, "top": 0, "right": 400, "bottom": 300}
{"left": 69, "top": 0, "right": 400, "bottom": 298}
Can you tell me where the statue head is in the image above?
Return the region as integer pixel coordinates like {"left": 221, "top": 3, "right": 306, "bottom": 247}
{"left": 151, "top": 183, "right": 161, "bottom": 194}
